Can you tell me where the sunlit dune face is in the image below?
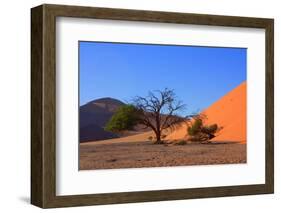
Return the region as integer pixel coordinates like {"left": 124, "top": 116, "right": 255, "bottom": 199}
{"left": 204, "top": 81, "right": 246, "bottom": 143}
{"left": 166, "top": 81, "right": 247, "bottom": 143}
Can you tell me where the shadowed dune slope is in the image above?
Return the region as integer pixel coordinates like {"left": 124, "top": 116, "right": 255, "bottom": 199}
{"left": 167, "top": 81, "right": 246, "bottom": 143}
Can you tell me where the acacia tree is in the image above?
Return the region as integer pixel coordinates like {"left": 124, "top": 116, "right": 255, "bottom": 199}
{"left": 133, "top": 88, "right": 186, "bottom": 144}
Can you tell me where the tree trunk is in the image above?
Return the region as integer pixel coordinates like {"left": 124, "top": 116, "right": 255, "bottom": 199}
{"left": 156, "top": 132, "right": 161, "bottom": 143}
{"left": 154, "top": 113, "right": 163, "bottom": 144}
{"left": 154, "top": 130, "right": 164, "bottom": 144}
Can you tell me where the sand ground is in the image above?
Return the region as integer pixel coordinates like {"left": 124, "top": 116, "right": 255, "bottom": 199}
{"left": 79, "top": 141, "right": 246, "bottom": 170}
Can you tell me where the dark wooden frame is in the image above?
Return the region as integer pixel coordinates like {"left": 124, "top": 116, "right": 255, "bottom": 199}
{"left": 31, "top": 4, "right": 274, "bottom": 208}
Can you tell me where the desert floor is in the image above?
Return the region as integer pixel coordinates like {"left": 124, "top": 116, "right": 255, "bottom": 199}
{"left": 79, "top": 141, "right": 246, "bottom": 170}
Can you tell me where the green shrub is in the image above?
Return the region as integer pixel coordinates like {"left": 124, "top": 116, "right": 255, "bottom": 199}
{"left": 187, "top": 117, "right": 219, "bottom": 142}
{"left": 187, "top": 118, "right": 202, "bottom": 136}
{"left": 105, "top": 105, "right": 140, "bottom": 132}
{"left": 201, "top": 124, "right": 218, "bottom": 140}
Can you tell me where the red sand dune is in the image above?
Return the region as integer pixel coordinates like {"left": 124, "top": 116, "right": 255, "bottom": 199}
{"left": 167, "top": 81, "right": 246, "bottom": 143}
{"left": 85, "top": 81, "right": 246, "bottom": 145}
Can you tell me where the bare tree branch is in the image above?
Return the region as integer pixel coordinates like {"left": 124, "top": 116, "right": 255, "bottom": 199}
{"left": 132, "top": 88, "right": 186, "bottom": 143}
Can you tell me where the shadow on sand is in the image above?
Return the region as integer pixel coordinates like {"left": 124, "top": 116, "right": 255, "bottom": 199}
{"left": 202, "top": 141, "right": 242, "bottom": 145}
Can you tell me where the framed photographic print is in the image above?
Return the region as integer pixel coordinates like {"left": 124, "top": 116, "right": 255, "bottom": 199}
{"left": 31, "top": 4, "right": 274, "bottom": 208}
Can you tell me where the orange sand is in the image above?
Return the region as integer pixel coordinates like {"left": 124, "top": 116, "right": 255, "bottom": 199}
{"left": 167, "top": 81, "right": 246, "bottom": 143}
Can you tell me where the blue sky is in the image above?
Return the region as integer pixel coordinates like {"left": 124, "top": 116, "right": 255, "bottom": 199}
{"left": 79, "top": 41, "right": 246, "bottom": 115}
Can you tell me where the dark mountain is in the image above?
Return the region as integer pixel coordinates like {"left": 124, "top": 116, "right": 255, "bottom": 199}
{"left": 79, "top": 97, "right": 125, "bottom": 142}
{"left": 80, "top": 123, "right": 118, "bottom": 142}
{"left": 80, "top": 97, "right": 125, "bottom": 128}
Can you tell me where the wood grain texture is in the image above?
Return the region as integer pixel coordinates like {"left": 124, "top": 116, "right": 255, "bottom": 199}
{"left": 31, "top": 5, "right": 43, "bottom": 207}
{"left": 265, "top": 20, "right": 274, "bottom": 193}
{"left": 31, "top": 4, "right": 274, "bottom": 208}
